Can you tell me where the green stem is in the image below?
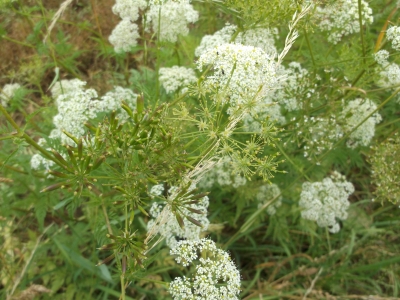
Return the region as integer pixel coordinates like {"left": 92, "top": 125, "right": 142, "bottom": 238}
{"left": 2, "top": 36, "right": 35, "bottom": 48}
{"left": 326, "top": 227, "right": 332, "bottom": 253}
{"left": 276, "top": 142, "right": 311, "bottom": 181}
{"left": 304, "top": 29, "right": 315, "bottom": 68}
{"left": 120, "top": 274, "right": 125, "bottom": 300}
{"left": 0, "top": 135, "right": 16, "bottom": 141}
{"left": 358, "top": 0, "right": 367, "bottom": 66}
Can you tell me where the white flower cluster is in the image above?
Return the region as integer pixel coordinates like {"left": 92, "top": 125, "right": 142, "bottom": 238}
{"left": 198, "top": 156, "right": 246, "bottom": 189}
{"left": 100, "top": 86, "right": 137, "bottom": 122}
{"left": 159, "top": 66, "right": 197, "bottom": 94}
{"left": 169, "top": 238, "right": 241, "bottom": 300}
{"left": 235, "top": 27, "right": 278, "bottom": 56}
{"left": 315, "top": 0, "right": 373, "bottom": 44}
{"left": 109, "top": 0, "right": 146, "bottom": 52}
{"left": 50, "top": 79, "right": 86, "bottom": 99}
{"left": 195, "top": 24, "right": 236, "bottom": 57}
{"left": 195, "top": 24, "right": 278, "bottom": 57}
{"left": 1, "top": 83, "right": 21, "bottom": 107}
{"left": 50, "top": 79, "right": 136, "bottom": 145}
{"left": 109, "top": 19, "right": 140, "bottom": 53}
{"left": 387, "top": 26, "right": 400, "bottom": 51}
{"left": 242, "top": 62, "right": 312, "bottom": 131}
{"left": 112, "top": 0, "right": 147, "bottom": 21}
{"left": 197, "top": 43, "right": 278, "bottom": 113}
{"left": 374, "top": 50, "right": 400, "bottom": 103}
{"left": 256, "top": 183, "right": 282, "bottom": 216}
{"left": 340, "top": 98, "right": 382, "bottom": 148}
{"left": 147, "top": 0, "right": 199, "bottom": 43}
{"left": 147, "top": 184, "right": 209, "bottom": 249}
{"left": 109, "top": 0, "right": 199, "bottom": 51}
{"left": 30, "top": 138, "right": 55, "bottom": 171}
{"left": 299, "top": 171, "right": 354, "bottom": 233}
{"left": 374, "top": 49, "right": 390, "bottom": 66}
{"left": 50, "top": 81, "right": 104, "bottom": 144}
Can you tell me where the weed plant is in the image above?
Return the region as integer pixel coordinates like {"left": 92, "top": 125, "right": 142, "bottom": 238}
{"left": 1, "top": 0, "right": 400, "bottom": 299}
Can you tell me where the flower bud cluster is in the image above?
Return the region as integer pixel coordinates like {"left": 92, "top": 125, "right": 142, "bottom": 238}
{"left": 169, "top": 238, "right": 241, "bottom": 300}
{"left": 147, "top": 184, "right": 209, "bottom": 249}
{"left": 299, "top": 171, "right": 354, "bottom": 233}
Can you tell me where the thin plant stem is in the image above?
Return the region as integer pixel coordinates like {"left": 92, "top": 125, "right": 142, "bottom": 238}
{"left": 304, "top": 29, "right": 315, "bottom": 68}
{"left": 325, "top": 227, "right": 332, "bottom": 254}
{"left": 358, "top": 0, "right": 366, "bottom": 66}
{"left": 7, "top": 224, "right": 53, "bottom": 299}
{"left": 119, "top": 274, "right": 125, "bottom": 300}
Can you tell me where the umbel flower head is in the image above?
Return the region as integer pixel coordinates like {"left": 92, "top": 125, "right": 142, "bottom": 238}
{"left": 197, "top": 43, "right": 278, "bottom": 114}
{"left": 299, "top": 171, "right": 354, "bottom": 233}
{"left": 340, "top": 98, "right": 382, "bottom": 148}
{"left": 169, "top": 238, "right": 241, "bottom": 300}
{"left": 147, "top": 0, "right": 199, "bottom": 43}
{"left": 49, "top": 79, "right": 137, "bottom": 145}
{"left": 159, "top": 66, "right": 197, "bottom": 94}
{"left": 386, "top": 26, "right": 400, "bottom": 51}
{"left": 314, "top": 0, "right": 373, "bottom": 44}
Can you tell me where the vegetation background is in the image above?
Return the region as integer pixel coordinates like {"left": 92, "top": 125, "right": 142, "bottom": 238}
{"left": 0, "top": 0, "right": 400, "bottom": 299}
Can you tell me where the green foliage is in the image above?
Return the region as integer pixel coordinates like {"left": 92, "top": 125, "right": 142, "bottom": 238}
{"left": 1, "top": 0, "right": 400, "bottom": 299}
